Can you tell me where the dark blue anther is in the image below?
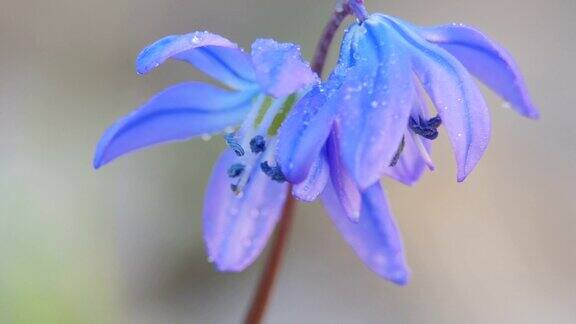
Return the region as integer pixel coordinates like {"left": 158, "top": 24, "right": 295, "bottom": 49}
{"left": 227, "top": 163, "right": 245, "bottom": 178}
{"left": 250, "top": 135, "right": 266, "bottom": 154}
{"left": 224, "top": 133, "right": 245, "bottom": 156}
{"left": 409, "top": 115, "right": 442, "bottom": 140}
{"left": 230, "top": 183, "right": 239, "bottom": 193}
{"left": 260, "top": 161, "right": 272, "bottom": 174}
{"left": 427, "top": 115, "right": 442, "bottom": 128}
{"left": 389, "top": 137, "right": 405, "bottom": 167}
{"left": 260, "top": 161, "right": 286, "bottom": 183}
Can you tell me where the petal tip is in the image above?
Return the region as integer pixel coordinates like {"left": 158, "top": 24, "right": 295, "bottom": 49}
{"left": 513, "top": 102, "right": 540, "bottom": 120}
{"left": 389, "top": 269, "right": 411, "bottom": 286}
{"left": 92, "top": 144, "right": 108, "bottom": 170}
{"left": 281, "top": 163, "right": 309, "bottom": 185}
{"left": 526, "top": 110, "right": 540, "bottom": 120}
{"left": 214, "top": 262, "right": 244, "bottom": 273}
{"left": 92, "top": 158, "right": 103, "bottom": 170}
{"left": 93, "top": 154, "right": 114, "bottom": 170}
{"left": 93, "top": 132, "right": 116, "bottom": 169}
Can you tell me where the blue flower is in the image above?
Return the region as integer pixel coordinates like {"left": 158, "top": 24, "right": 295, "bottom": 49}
{"left": 277, "top": 12, "right": 538, "bottom": 282}
{"left": 94, "top": 8, "right": 538, "bottom": 286}
{"left": 93, "top": 31, "right": 319, "bottom": 271}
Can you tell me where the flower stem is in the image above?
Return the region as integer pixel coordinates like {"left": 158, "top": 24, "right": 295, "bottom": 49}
{"left": 311, "top": 5, "right": 351, "bottom": 77}
{"left": 244, "top": 194, "right": 295, "bottom": 324}
{"left": 243, "top": 5, "right": 350, "bottom": 324}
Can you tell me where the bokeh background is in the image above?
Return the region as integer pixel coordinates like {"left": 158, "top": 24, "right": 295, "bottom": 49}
{"left": 1, "top": 0, "right": 575, "bottom": 323}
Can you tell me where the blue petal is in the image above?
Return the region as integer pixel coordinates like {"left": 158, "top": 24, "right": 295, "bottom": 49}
{"left": 292, "top": 149, "right": 329, "bottom": 202}
{"left": 276, "top": 25, "right": 360, "bottom": 183}
{"left": 276, "top": 84, "right": 336, "bottom": 183}
{"left": 93, "top": 82, "right": 257, "bottom": 168}
{"left": 337, "top": 17, "right": 414, "bottom": 189}
{"left": 251, "top": 39, "right": 319, "bottom": 98}
{"left": 382, "top": 131, "right": 431, "bottom": 186}
{"left": 136, "top": 31, "right": 256, "bottom": 90}
{"left": 418, "top": 24, "right": 539, "bottom": 119}
{"left": 384, "top": 15, "right": 491, "bottom": 182}
{"left": 321, "top": 180, "right": 410, "bottom": 285}
{"left": 326, "top": 130, "right": 361, "bottom": 222}
{"left": 203, "top": 150, "right": 289, "bottom": 271}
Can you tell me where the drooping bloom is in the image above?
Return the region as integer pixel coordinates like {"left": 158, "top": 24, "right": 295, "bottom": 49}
{"left": 278, "top": 12, "right": 538, "bottom": 191}
{"left": 276, "top": 9, "right": 538, "bottom": 282}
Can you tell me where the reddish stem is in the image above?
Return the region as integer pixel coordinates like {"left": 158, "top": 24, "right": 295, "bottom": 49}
{"left": 311, "top": 6, "right": 351, "bottom": 77}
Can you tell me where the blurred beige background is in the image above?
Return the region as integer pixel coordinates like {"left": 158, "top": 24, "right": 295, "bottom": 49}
{"left": 1, "top": 0, "right": 575, "bottom": 323}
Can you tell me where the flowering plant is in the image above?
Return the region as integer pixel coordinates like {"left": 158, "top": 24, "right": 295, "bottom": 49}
{"left": 94, "top": 0, "right": 538, "bottom": 321}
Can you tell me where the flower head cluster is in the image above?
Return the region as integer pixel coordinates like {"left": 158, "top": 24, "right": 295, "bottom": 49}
{"left": 94, "top": 2, "right": 538, "bottom": 285}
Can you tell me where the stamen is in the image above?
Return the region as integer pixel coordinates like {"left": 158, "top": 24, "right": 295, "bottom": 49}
{"left": 409, "top": 131, "right": 435, "bottom": 171}
{"left": 260, "top": 161, "right": 287, "bottom": 182}
{"left": 389, "top": 137, "right": 406, "bottom": 167}
{"left": 227, "top": 163, "right": 245, "bottom": 178}
{"left": 268, "top": 94, "right": 297, "bottom": 136}
{"left": 408, "top": 115, "right": 442, "bottom": 140}
{"left": 250, "top": 136, "right": 266, "bottom": 154}
{"left": 226, "top": 95, "right": 295, "bottom": 195}
{"left": 237, "top": 96, "right": 285, "bottom": 153}
{"left": 427, "top": 115, "right": 442, "bottom": 128}
{"left": 254, "top": 97, "right": 288, "bottom": 137}
{"left": 224, "top": 133, "right": 245, "bottom": 156}
{"left": 237, "top": 95, "right": 266, "bottom": 137}
{"left": 260, "top": 161, "right": 272, "bottom": 174}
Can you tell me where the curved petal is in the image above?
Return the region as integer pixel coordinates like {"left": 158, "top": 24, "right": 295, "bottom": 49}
{"left": 136, "top": 31, "right": 256, "bottom": 89}
{"left": 321, "top": 181, "right": 410, "bottom": 285}
{"left": 327, "top": 129, "right": 361, "bottom": 222}
{"left": 383, "top": 88, "right": 432, "bottom": 186}
{"left": 93, "top": 82, "right": 257, "bottom": 168}
{"left": 419, "top": 24, "right": 539, "bottom": 119}
{"left": 251, "top": 39, "right": 319, "bottom": 98}
{"left": 337, "top": 17, "right": 413, "bottom": 189}
{"left": 276, "top": 84, "right": 336, "bottom": 183}
{"left": 276, "top": 24, "right": 360, "bottom": 183}
{"left": 292, "top": 149, "right": 329, "bottom": 202}
{"left": 384, "top": 16, "right": 491, "bottom": 182}
{"left": 203, "top": 150, "right": 289, "bottom": 271}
